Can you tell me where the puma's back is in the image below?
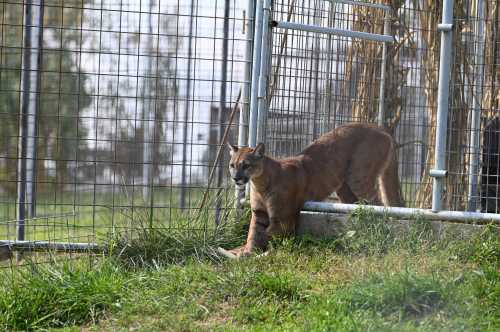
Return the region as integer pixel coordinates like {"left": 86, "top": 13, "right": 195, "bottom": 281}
{"left": 298, "top": 123, "right": 403, "bottom": 206}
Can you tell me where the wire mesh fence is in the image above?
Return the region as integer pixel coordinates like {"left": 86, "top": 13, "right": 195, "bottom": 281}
{"left": 0, "top": 0, "right": 249, "bottom": 255}
{"left": 0, "top": 0, "right": 499, "bottom": 264}
{"left": 264, "top": 0, "right": 499, "bottom": 212}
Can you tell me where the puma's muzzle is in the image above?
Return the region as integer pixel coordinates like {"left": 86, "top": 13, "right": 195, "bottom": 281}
{"left": 232, "top": 176, "right": 249, "bottom": 189}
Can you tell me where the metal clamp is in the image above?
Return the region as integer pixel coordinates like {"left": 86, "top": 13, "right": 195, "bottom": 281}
{"left": 263, "top": 0, "right": 271, "bottom": 10}
{"left": 437, "top": 23, "right": 453, "bottom": 32}
{"left": 429, "top": 169, "right": 448, "bottom": 178}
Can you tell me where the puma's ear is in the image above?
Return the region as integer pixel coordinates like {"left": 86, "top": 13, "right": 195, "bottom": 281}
{"left": 253, "top": 143, "right": 265, "bottom": 158}
{"left": 227, "top": 143, "right": 238, "bottom": 156}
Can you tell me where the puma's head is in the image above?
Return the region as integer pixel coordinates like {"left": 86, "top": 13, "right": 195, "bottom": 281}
{"left": 227, "top": 143, "right": 265, "bottom": 189}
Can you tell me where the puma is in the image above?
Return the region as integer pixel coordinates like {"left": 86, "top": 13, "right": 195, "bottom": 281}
{"left": 222, "top": 123, "right": 404, "bottom": 258}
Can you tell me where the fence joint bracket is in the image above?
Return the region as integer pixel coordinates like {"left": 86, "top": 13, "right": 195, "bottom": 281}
{"left": 437, "top": 23, "right": 453, "bottom": 32}
{"left": 430, "top": 169, "right": 448, "bottom": 178}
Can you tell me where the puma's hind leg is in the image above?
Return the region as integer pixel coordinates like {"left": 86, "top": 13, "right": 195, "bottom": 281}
{"left": 345, "top": 142, "right": 390, "bottom": 205}
{"left": 346, "top": 175, "right": 379, "bottom": 205}
{"left": 378, "top": 152, "right": 404, "bottom": 207}
{"left": 336, "top": 182, "right": 358, "bottom": 203}
{"left": 346, "top": 164, "right": 384, "bottom": 205}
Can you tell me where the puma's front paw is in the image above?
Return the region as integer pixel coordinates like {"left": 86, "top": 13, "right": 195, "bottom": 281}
{"left": 217, "top": 246, "right": 253, "bottom": 259}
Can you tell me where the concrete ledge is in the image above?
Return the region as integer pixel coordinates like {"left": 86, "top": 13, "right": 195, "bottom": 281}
{"left": 297, "top": 211, "right": 498, "bottom": 239}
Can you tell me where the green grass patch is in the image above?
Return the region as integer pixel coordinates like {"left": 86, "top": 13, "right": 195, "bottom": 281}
{"left": 0, "top": 259, "right": 127, "bottom": 331}
{"left": 348, "top": 270, "right": 449, "bottom": 319}
{"left": 0, "top": 207, "right": 498, "bottom": 331}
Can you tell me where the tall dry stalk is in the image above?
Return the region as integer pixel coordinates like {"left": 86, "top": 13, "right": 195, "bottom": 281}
{"left": 482, "top": 1, "right": 499, "bottom": 116}
{"left": 411, "top": 1, "right": 440, "bottom": 208}
{"left": 341, "top": 1, "right": 406, "bottom": 133}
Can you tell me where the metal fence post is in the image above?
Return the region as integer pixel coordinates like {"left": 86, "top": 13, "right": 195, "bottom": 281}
{"left": 239, "top": 0, "right": 255, "bottom": 149}
{"left": 246, "top": 0, "right": 265, "bottom": 199}
{"left": 323, "top": 1, "right": 336, "bottom": 132}
{"left": 248, "top": 0, "right": 264, "bottom": 148}
{"left": 467, "top": 0, "right": 486, "bottom": 212}
{"left": 17, "top": 0, "right": 44, "bottom": 242}
{"left": 179, "top": 0, "right": 196, "bottom": 209}
{"left": 214, "top": 0, "right": 232, "bottom": 225}
{"left": 142, "top": 0, "right": 155, "bottom": 202}
{"left": 377, "top": 9, "right": 391, "bottom": 127}
{"left": 431, "top": 0, "right": 454, "bottom": 212}
{"left": 236, "top": 0, "right": 256, "bottom": 209}
{"left": 256, "top": 0, "right": 272, "bottom": 144}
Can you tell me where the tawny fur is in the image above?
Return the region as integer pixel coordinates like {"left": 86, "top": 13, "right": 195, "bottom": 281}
{"left": 226, "top": 123, "right": 404, "bottom": 257}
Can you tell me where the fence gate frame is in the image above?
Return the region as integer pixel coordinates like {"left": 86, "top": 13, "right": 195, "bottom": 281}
{"left": 246, "top": 0, "right": 500, "bottom": 223}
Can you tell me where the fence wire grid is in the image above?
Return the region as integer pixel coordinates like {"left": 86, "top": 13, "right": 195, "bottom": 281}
{"left": 1, "top": 0, "right": 249, "bottom": 252}
{"left": 265, "top": 0, "right": 499, "bottom": 211}
{"left": 0, "top": 0, "right": 499, "bottom": 262}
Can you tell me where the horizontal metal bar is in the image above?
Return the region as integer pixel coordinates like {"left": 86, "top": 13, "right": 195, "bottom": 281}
{"left": 303, "top": 201, "right": 500, "bottom": 223}
{"left": 274, "top": 21, "right": 394, "bottom": 43}
{"left": 0, "top": 240, "right": 102, "bottom": 252}
{"left": 325, "top": 0, "right": 391, "bottom": 11}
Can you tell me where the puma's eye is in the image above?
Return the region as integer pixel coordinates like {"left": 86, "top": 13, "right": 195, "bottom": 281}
{"left": 242, "top": 164, "right": 250, "bottom": 169}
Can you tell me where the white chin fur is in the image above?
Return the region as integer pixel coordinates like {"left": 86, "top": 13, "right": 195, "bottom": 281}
{"left": 235, "top": 183, "right": 246, "bottom": 190}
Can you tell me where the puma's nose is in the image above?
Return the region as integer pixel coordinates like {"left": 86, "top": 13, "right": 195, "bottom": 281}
{"left": 233, "top": 177, "right": 246, "bottom": 185}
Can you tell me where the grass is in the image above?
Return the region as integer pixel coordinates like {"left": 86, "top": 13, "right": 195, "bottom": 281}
{"left": 0, "top": 207, "right": 498, "bottom": 331}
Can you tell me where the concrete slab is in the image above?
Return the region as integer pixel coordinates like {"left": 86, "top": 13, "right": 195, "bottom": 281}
{"left": 297, "top": 211, "right": 498, "bottom": 239}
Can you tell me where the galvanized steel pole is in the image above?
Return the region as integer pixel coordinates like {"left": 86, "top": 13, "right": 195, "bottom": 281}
{"left": 17, "top": 0, "right": 44, "bottom": 241}
{"left": 256, "top": 0, "right": 272, "bottom": 144}
{"left": 239, "top": 0, "right": 255, "bottom": 148}
{"left": 142, "top": 0, "right": 155, "bottom": 201}
{"left": 236, "top": 0, "right": 256, "bottom": 208}
{"left": 303, "top": 201, "right": 500, "bottom": 223}
{"left": 377, "top": 10, "right": 391, "bottom": 127}
{"left": 215, "top": 0, "right": 231, "bottom": 225}
{"left": 179, "top": 0, "right": 196, "bottom": 209}
{"left": 248, "top": 0, "right": 264, "bottom": 148}
{"left": 431, "top": 0, "right": 454, "bottom": 212}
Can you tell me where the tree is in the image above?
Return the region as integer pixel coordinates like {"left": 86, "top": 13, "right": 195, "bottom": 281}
{"left": 0, "top": 1, "right": 92, "bottom": 194}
